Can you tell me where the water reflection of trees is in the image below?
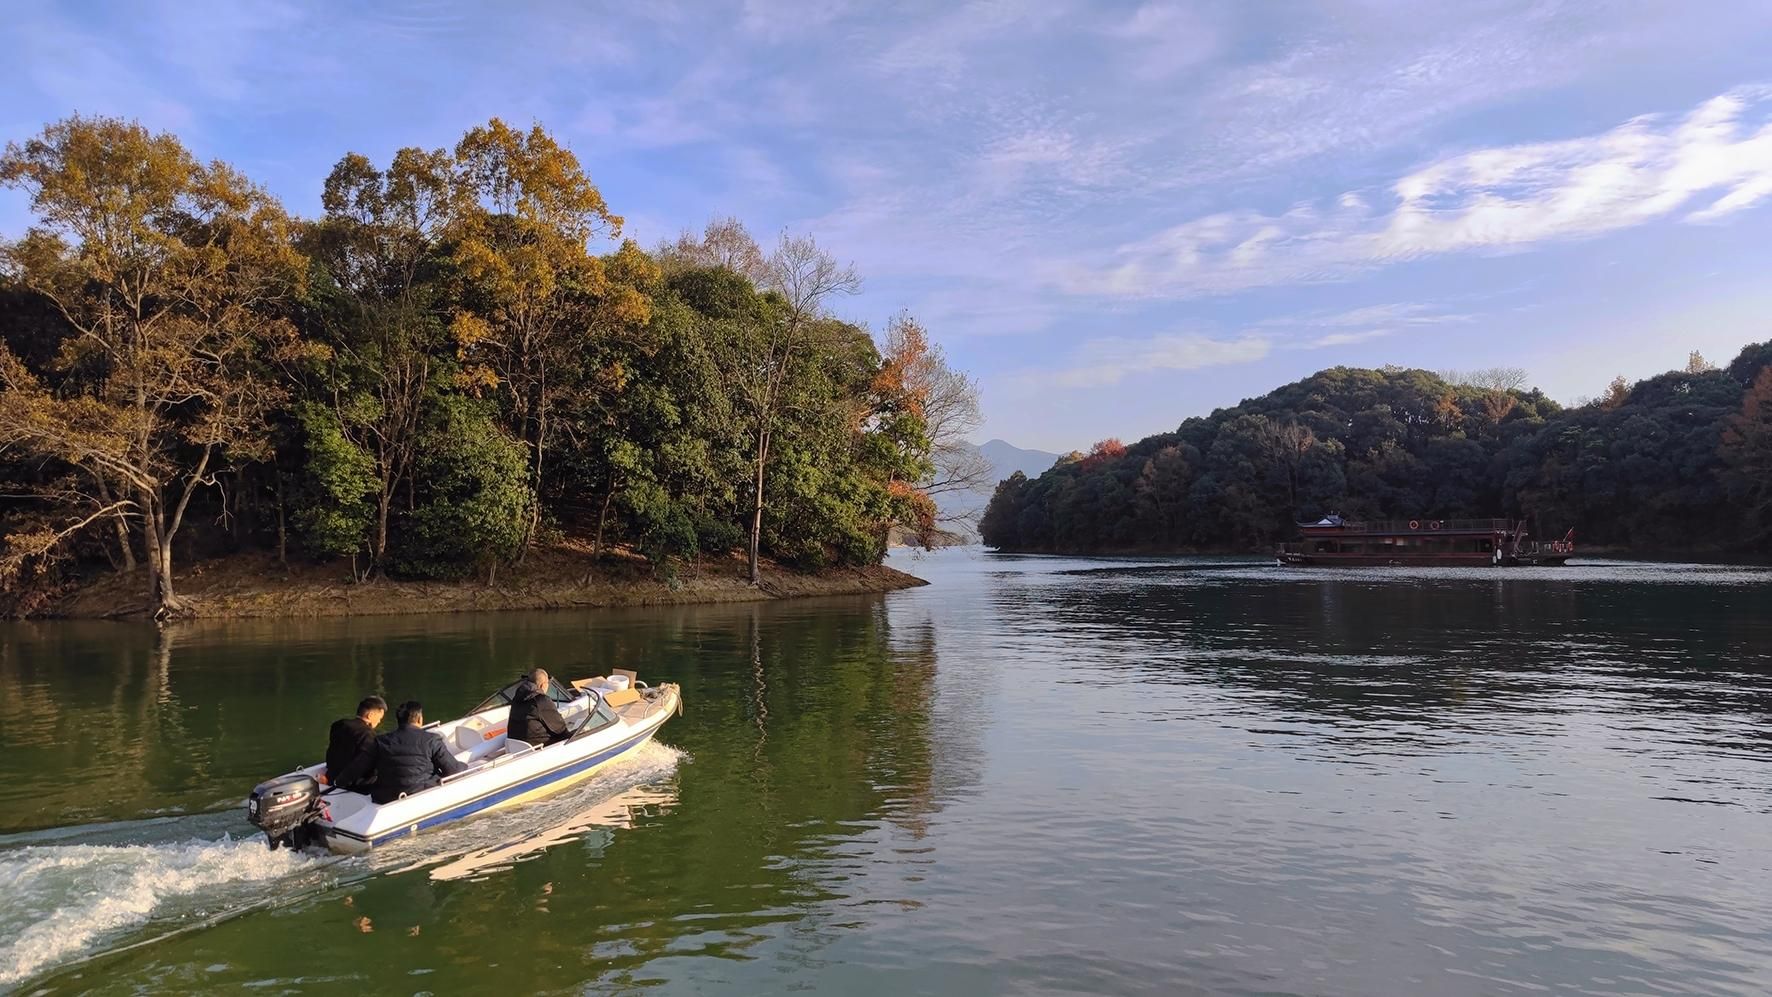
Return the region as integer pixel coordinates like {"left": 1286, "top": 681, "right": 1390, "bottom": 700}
{"left": 996, "top": 569, "right": 1772, "bottom": 730}
{"left": 16, "top": 594, "right": 978, "bottom": 993}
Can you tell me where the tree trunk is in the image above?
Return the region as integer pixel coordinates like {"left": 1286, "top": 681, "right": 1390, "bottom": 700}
{"left": 374, "top": 481, "right": 393, "bottom": 571}
{"left": 96, "top": 476, "right": 135, "bottom": 572}
{"left": 748, "top": 448, "right": 765, "bottom": 585}
{"left": 140, "top": 498, "right": 175, "bottom": 616}
{"left": 274, "top": 471, "right": 288, "bottom": 570}
{"left": 592, "top": 483, "right": 617, "bottom": 559}
{"left": 528, "top": 397, "right": 546, "bottom": 550}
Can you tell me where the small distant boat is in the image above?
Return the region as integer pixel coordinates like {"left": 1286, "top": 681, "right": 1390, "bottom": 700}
{"left": 246, "top": 672, "right": 680, "bottom": 854}
{"left": 1276, "top": 516, "right": 1574, "bottom": 567}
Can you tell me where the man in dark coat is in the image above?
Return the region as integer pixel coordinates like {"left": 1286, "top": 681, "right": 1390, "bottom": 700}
{"left": 324, "top": 695, "right": 386, "bottom": 793}
{"left": 371, "top": 700, "right": 467, "bottom": 803}
{"left": 507, "top": 668, "right": 572, "bottom": 747}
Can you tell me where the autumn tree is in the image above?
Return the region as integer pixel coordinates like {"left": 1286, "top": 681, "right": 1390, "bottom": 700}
{"left": 877, "top": 313, "right": 989, "bottom": 526}
{"left": 1601, "top": 374, "right": 1631, "bottom": 409}
{"left": 1078, "top": 437, "right": 1128, "bottom": 471}
{"left": 1687, "top": 350, "right": 1717, "bottom": 374}
{"left": 448, "top": 118, "right": 628, "bottom": 547}
{"left": 867, "top": 316, "right": 941, "bottom": 545}
{"left": 0, "top": 116, "right": 302, "bottom": 615}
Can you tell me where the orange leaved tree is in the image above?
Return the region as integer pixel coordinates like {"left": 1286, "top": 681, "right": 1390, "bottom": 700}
{"left": 0, "top": 116, "right": 303, "bottom": 615}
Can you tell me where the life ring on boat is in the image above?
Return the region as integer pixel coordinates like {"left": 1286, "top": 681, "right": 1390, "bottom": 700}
{"left": 1429, "top": 520, "right": 1443, "bottom": 530}
{"left": 1409, "top": 520, "right": 1420, "bottom": 530}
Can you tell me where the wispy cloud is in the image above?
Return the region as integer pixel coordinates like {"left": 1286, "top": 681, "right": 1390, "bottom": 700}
{"left": 1253, "top": 301, "right": 1473, "bottom": 349}
{"left": 1024, "top": 332, "right": 1272, "bottom": 389}
{"left": 1102, "top": 2, "right": 1221, "bottom": 82}
{"left": 1278, "top": 302, "right": 1473, "bottom": 329}
{"left": 1057, "top": 87, "right": 1772, "bottom": 299}
{"left": 1308, "top": 329, "right": 1394, "bottom": 349}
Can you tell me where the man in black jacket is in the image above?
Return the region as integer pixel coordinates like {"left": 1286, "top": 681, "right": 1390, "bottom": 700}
{"left": 371, "top": 701, "right": 467, "bottom": 803}
{"left": 507, "top": 668, "right": 572, "bottom": 747}
{"left": 324, "top": 695, "right": 386, "bottom": 793}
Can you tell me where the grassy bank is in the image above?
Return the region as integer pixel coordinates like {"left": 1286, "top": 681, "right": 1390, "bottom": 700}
{"left": 35, "top": 540, "right": 927, "bottom": 620}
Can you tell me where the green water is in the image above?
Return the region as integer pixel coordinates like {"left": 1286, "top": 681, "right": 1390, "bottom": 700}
{"left": 3, "top": 551, "right": 1771, "bottom": 995}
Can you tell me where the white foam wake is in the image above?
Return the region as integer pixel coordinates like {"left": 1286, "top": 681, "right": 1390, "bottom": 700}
{"left": 0, "top": 835, "right": 310, "bottom": 986}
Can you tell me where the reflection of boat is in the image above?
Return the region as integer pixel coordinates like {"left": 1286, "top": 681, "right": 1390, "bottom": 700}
{"left": 429, "top": 782, "right": 678, "bottom": 881}
{"left": 246, "top": 673, "right": 680, "bottom": 855}
{"left": 1276, "top": 516, "right": 1575, "bottom": 567}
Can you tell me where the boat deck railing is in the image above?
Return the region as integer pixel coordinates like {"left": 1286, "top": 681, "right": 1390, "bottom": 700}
{"left": 1304, "top": 517, "right": 1518, "bottom": 534}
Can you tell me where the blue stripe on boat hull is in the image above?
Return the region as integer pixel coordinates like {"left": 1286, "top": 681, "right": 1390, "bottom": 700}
{"left": 355, "top": 724, "right": 660, "bottom": 848}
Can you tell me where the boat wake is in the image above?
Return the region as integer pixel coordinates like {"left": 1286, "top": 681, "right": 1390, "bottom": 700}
{"left": 0, "top": 740, "right": 686, "bottom": 991}
{"left": 0, "top": 827, "right": 326, "bottom": 988}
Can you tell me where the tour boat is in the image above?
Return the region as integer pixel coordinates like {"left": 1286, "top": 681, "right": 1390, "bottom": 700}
{"left": 1276, "top": 516, "right": 1575, "bottom": 567}
{"left": 246, "top": 672, "right": 680, "bottom": 854}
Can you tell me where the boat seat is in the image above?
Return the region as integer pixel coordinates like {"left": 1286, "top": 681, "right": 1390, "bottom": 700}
{"left": 505, "top": 739, "right": 532, "bottom": 758}
{"left": 453, "top": 718, "right": 489, "bottom": 753}
{"left": 452, "top": 718, "right": 511, "bottom": 764}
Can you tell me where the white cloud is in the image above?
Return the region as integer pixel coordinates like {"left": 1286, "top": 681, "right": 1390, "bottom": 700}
{"left": 1277, "top": 302, "right": 1475, "bottom": 330}
{"left": 1308, "top": 329, "right": 1394, "bottom": 349}
{"left": 1058, "top": 86, "right": 1772, "bottom": 299}
{"left": 1258, "top": 301, "right": 1473, "bottom": 350}
{"left": 1103, "top": 2, "right": 1221, "bottom": 81}
{"left": 873, "top": 0, "right": 1074, "bottom": 82}
{"left": 1029, "top": 333, "right": 1272, "bottom": 389}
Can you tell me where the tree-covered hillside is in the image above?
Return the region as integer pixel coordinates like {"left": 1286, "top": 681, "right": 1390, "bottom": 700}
{"left": 981, "top": 344, "right": 1772, "bottom": 554}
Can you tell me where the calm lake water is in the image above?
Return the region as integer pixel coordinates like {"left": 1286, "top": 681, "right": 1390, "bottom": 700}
{"left": 3, "top": 550, "right": 1771, "bottom": 995}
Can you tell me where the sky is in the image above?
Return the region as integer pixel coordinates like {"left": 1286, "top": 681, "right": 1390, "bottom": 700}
{"left": 5, "top": 0, "right": 1772, "bottom": 453}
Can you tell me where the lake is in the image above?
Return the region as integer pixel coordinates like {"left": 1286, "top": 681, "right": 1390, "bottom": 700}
{"left": 3, "top": 550, "right": 1771, "bottom": 995}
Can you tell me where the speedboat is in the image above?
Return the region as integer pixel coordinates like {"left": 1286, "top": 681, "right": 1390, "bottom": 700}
{"left": 245, "top": 672, "right": 680, "bottom": 855}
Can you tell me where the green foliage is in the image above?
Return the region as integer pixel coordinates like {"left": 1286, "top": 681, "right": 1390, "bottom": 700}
{"left": 624, "top": 481, "right": 699, "bottom": 568}
{"left": 390, "top": 396, "right": 532, "bottom": 579}
{"left": 984, "top": 344, "right": 1772, "bottom": 554}
{"left": 292, "top": 403, "right": 377, "bottom": 560}
{"left": 1, "top": 114, "right": 959, "bottom": 601}
{"left": 1716, "top": 367, "right": 1772, "bottom": 546}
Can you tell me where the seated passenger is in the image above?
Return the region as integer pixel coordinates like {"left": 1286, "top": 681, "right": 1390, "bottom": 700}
{"left": 371, "top": 700, "right": 466, "bottom": 803}
{"left": 324, "top": 695, "right": 386, "bottom": 793}
{"left": 507, "top": 668, "right": 572, "bottom": 747}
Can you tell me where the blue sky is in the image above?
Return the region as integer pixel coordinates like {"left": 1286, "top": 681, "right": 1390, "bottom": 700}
{"left": 6, "top": 1, "right": 1772, "bottom": 452}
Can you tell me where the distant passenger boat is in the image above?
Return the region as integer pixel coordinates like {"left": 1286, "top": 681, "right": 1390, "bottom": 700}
{"left": 1276, "top": 516, "right": 1574, "bottom": 567}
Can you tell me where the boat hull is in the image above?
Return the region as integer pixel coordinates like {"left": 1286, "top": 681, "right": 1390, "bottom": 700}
{"left": 292, "top": 684, "right": 679, "bottom": 855}
{"left": 1277, "top": 552, "right": 1496, "bottom": 567}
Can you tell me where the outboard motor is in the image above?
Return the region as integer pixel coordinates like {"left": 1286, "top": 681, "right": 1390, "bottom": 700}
{"left": 246, "top": 772, "right": 322, "bottom": 850}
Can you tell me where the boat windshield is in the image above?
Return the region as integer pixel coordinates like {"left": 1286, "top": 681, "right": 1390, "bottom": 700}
{"left": 470, "top": 676, "right": 581, "bottom": 714}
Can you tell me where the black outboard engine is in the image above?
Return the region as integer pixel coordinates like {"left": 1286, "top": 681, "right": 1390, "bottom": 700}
{"left": 246, "top": 772, "right": 322, "bottom": 850}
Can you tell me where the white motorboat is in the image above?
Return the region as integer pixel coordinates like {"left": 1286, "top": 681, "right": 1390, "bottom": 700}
{"left": 245, "top": 672, "right": 680, "bottom": 855}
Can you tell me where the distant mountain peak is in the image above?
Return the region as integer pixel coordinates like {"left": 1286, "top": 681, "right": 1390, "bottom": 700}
{"left": 932, "top": 439, "right": 1065, "bottom": 532}
{"left": 974, "top": 439, "right": 1062, "bottom": 480}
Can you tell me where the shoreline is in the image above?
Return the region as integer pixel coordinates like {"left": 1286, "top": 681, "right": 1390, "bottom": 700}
{"left": 976, "top": 544, "right": 1769, "bottom": 563}
{"left": 32, "top": 545, "right": 929, "bottom": 620}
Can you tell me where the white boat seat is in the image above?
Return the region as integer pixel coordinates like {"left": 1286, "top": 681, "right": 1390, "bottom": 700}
{"left": 453, "top": 717, "right": 490, "bottom": 751}
{"left": 504, "top": 739, "right": 532, "bottom": 758}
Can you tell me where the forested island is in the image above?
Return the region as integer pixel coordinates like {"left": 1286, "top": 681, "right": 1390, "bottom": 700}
{"left": 982, "top": 345, "right": 1772, "bottom": 555}
{"left": 0, "top": 116, "right": 986, "bottom": 618}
